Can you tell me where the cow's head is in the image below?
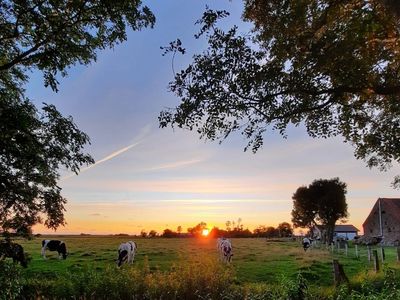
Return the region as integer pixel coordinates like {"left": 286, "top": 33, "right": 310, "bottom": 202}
{"left": 117, "top": 250, "right": 128, "bottom": 267}
{"left": 59, "top": 243, "right": 68, "bottom": 259}
{"left": 223, "top": 245, "right": 233, "bottom": 262}
{"left": 14, "top": 244, "right": 29, "bottom": 267}
{"left": 1, "top": 241, "right": 29, "bottom": 268}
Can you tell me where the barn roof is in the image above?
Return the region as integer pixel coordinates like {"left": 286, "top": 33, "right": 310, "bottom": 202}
{"left": 334, "top": 225, "right": 359, "bottom": 232}
{"left": 313, "top": 224, "right": 359, "bottom": 232}
{"left": 363, "top": 198, "right": 400, "bottom": 227}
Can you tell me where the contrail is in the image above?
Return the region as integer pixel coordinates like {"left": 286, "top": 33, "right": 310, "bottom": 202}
{"left": 90, "top": 142, "right": 140, "bottom": 167}
{"left": 61, "top": 142, "right": 141, "bottom": 181}
{"left": 61, "top": 124, "right": 153, "bottom": 181}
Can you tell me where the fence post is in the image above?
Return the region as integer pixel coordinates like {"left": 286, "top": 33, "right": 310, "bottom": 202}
{"left": 397, "top": 247, "right": 400, "bottom": 262}
{"left": 345, "top": 243, "right": 348, "bottom": 256}
{"left": 373, "top": 250, "right": 379, "bottom": 272}
{"left": 332, "top": 259, "right": 349, "bottom": 286}
{"left": 355, "top": 244, "right": 359, "bottom": 258}
{"left": 367, "top": 246, "right": 372, "bottom": 262}
{"left": 380, "top": 247, "right": 385, "bottom": 263}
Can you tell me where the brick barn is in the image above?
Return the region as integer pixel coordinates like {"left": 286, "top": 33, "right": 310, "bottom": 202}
{"left": 362, "top": 198, "right": 400, "bottom": 245}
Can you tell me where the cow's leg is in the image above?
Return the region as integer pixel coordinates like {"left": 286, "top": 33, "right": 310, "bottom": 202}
{"left": 41, "top": 247, "right": 47, "bottom": 259}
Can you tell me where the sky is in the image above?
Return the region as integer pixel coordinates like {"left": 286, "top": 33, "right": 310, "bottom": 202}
{"left": 27, "top": 1, "right": 399, "bottom": 235}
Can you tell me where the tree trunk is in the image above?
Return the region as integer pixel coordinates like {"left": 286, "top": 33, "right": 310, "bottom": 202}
{"left": 326, "top": 223, "right": 335, "bottom": 244}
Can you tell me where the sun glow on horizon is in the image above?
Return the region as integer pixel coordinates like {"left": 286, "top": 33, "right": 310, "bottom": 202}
{"left": 202, "top": 229, "right": 209, "bottom": 236}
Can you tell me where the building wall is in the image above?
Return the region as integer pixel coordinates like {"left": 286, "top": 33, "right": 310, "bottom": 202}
{"left": 363, "top": 203, "right": 400, "bottom": 244}
{"left": 335, "top": 232, "right": 357, "bottom": 240}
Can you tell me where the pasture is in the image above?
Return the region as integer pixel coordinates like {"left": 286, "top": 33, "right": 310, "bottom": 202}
{"left": 5, "top": 236, "right": 400, "bottom": 299}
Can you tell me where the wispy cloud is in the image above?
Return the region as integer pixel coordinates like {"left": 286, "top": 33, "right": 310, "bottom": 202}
{"left": 161, "top": 199, "right": 290, "bottom": 203}
{"left": 145, "top": 159, "right": 203, "bottom": 171}
{"left": 61, "top": 124, "right": 152, "bottom": 180}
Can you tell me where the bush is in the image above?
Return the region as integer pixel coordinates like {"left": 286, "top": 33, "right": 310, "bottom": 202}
{"left": 17, "top": 257, "right": 400, "bottom": 299}
{"left": 21, "top": 254, "right": 237, "bottom": 299}
{"left": 0, "top": 260, "right": 23, "bottom": 300}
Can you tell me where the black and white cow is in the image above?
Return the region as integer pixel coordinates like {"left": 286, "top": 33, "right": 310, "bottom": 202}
{"left": 117, "top": 241, "right": 137, "bottom": 267}
{"left": 0, "top": 240, "right": 28, "bottom": 267}
{"left": 41, "top": 240, "right": 67, "bottom": 259}
{"left": 217, "top": 238, "right": 233, "bottom": 263}
{"left": 302, "top": 237, "right": 312, "bottom": 251}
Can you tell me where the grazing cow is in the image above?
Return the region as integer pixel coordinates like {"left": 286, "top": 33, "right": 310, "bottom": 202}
{"left": 41, "top": 240, "right": 67, "bottom": 259}
{"left": 217, "top": 238, "right": 233, "bottom": 263}
{"left": 217, "top": 237, "right": 225, "bottom": 250}
{"left": 117, "top": 241, "right": 137, "bottom": 267}
{"left": 0, "top": 240, "right": 28, "bottom": 267}
{"left": 302, "top": 237, "right": 311, "bottom": 251}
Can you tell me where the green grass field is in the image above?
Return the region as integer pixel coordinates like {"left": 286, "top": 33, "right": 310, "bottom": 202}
{"left": 2, "top": 236, "right": 399, "bottom": 299}
{"left": 17, "top": 236, "right": 400, "bottom": 285}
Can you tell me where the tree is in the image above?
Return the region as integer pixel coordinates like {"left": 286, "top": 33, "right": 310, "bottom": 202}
{"left": 225, "top": 221, "right": 231, "bottom": 232}
{"left": 209, "top": 226, "right": 226, "bottom": 238}
{"left": 148, "top": 230, "right": 158, "bottom": 238}
{"left": 1, "top": 1, "right": 155, "bottom": 92}
{"left": 277, "top": 222, "right": 293, "bottom": 237}
{"left": 253, "top": 225, "right": 267, "bottom": 237}
{"left": 159, "top": 2, "right": 400, "bottom": 187}
{"left": 265, "top": 226, "right": 278, "bottom": 238}
{"left": 187, "top": 221, "right": 207, "bottom": 237}
{"left": 177, "top": 225, "right": 182, "bottom": 235}
{"left": 162, "top": 229, "right": 178, "bottom": 238}
{"left": 0, "top": 98, "right": 93, "bottom": 236}
{"left": 291, "top": 178, "right": 348, "bottom": 243}
{"left": 1, "top": 1, "right": 155, "bottom": 237}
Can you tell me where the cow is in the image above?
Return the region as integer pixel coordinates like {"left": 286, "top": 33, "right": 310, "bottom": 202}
{"left": 302, "top": 237, "right": 311, "bottom": 251}
{"left": 217, "top": 237, "right": 225, "bottom": 250}
{"left": 0, "top": 240, "right": 28, "bottom": 267}
{"left": 41, "top": 240, "right": 67, "bottom": 259}
{"left": 117, "top": 241, "right": 137, "bottom": 267}
{"left": 217, "top": 238, "right": 233, "bottom": 263}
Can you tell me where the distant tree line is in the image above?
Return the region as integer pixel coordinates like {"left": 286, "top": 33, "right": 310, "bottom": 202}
{"left": 138, "top": 220, "right": 294, "bottom": 238}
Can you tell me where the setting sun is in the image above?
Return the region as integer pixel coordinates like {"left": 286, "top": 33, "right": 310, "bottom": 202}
{"left": 202, "top": 229, "right": 209, "bottom": 236}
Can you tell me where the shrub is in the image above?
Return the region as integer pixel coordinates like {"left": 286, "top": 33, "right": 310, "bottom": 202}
{"left": 0, "top": 261, "right": 22, "bottom": 300}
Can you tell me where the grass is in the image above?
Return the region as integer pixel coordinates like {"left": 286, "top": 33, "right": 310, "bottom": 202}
{"left": 3, "top": 236, "right": 400, "bottom": 299}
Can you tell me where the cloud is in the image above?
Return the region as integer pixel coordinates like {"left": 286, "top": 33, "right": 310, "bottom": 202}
{"left": 61, "top": 124, "right": 152, "bottom": 180}
{"left": 144, "top": 158, "right": 203, "bottom": 171}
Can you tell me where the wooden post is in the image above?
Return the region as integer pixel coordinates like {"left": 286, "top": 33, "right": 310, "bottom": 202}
{"left": 355, "top": 244, "right": 359, "bottom": 258}
{"left": 345, "top": 243, "right": 348, "bottom": 256}
{"left": 397, "top": 247, "right": 400, "bottom": 262}
{"left": 367, "top": 246, "right": 372, "bottom": 262}
{"left": 373, "top": 250, "right": 379, "bottom": 272}
{"left": 380, "top": 247, "right": 385, "bottom": 263}
{"left": 332, "top": 259, "right": 349, "bottom": 286}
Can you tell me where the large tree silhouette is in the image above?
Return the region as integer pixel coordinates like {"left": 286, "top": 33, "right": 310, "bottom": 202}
{"left": 0, "top": 0, "right": 155, "bottom": 237}
{"left": 160, "top": 1, "right": 400, "bottom": 187}
{"left": 292, "top": 178, "right": 348, "bottom": 243}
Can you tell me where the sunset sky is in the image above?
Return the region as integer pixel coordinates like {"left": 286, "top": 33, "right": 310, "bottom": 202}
{"left": 29, "top": 1, "right": 399, "bottom": 235}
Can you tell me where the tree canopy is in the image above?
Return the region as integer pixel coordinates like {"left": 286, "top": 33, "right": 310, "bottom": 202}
{"left": 291, "top": 178, "right": 348, "bottom": 242}
{"left": 159, "top": 1, "right": 400, "bottom": 187}
{"left": 0, "top": 0, "right": 155, "bottom": 237}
